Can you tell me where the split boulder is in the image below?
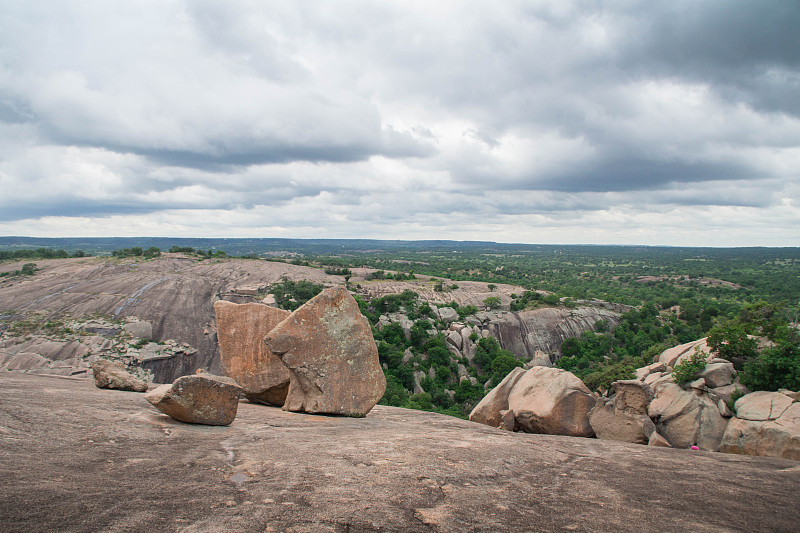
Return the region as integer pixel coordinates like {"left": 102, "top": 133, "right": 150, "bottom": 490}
{"left": 264, "top": 287, "right": 386, "bottom": 417}
{"left": 468, "top": 367, "right": 526, "bottom": 428}
{"left": 92, "top": 359, "right": 148, "bottom": 392}
{"left": 589, "top": 399, "right": 655, "bottom": 444}
{"left": 144, "top": 372, "right": 242, "bottom": 426}
{"left": 647, "top": 381, "right": 729, "bottom": 450}
{"left": 214, "top": 301, "right": 291, "bottom": 406}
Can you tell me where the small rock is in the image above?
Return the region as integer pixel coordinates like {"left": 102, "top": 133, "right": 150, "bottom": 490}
{"left": 648, "top": 432, "right": 672, "bottom": 447}
{"left": 145, "top": 372, "right": 242, "bottom": 426}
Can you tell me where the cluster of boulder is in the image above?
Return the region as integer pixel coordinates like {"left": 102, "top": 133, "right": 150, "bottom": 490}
{"left": 93, "top": 287, "right": 386, "bottom": 426}
{"left": 470, "top": 337, "right": 800, "bottom": 461}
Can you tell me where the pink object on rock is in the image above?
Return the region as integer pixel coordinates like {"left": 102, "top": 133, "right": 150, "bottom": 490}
{"left": 691, "top": 445, "right": 699, "bottom": 450}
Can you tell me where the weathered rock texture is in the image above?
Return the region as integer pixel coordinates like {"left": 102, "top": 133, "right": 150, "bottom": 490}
{"left": 145, "top": 372, "right": 242, "bottom": 426}
{"left": 589, "top": 380, "right": 656, "bottom": 444}
{"left": 648, "top": 381, "right": 729, "bottom": 450}
{"left": 265, "top": 287, "right": 386, "bottom": 416}
{"left": 507, "top": 367, "right": 596, "bottom": 437}
{"left": 5, "top": 372, "right": 800, "bottom": 533}
{"left": 91, "top": 359, "right": 148, "bottom": 392}
{"left": 214, "top": 301, "right": 291, "bottom": 406}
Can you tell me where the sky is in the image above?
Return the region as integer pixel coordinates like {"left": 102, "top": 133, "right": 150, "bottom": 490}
{"left": 0, "top": 1, "right": 799, "bottom": 246}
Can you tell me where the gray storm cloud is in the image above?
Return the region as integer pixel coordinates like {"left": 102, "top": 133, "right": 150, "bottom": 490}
{"left": 0, "top": 0, "right": 798, "bottom": 245}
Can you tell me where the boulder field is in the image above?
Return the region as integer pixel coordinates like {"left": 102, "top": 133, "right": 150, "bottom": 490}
{"left": 470, "top": 337, "right": 800, "bottom": 462}
{"left": 2, "top": 372, "right": 799, "bottom": 532}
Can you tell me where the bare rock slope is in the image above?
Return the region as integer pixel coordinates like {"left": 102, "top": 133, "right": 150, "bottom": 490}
{"left": 2, "top": 372, "right": 799, "bottom": 532}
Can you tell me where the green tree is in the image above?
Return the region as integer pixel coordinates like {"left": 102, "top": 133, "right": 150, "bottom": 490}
{"left": 483, "top": 296, "right": 501, "bottom": 310}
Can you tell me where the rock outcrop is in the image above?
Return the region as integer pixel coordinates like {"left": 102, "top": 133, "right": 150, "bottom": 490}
{"left": 485, "top": 306, "right": 624, "bottom": 361}
{"left": 213, "top": 301, "right": 291, "bottom": 406}
{"left": 144, "top": 371, "right": 242, "bottom": 425}
{"left": 264, "top": 287, "right": 386, "bottom": 417}
{"left": 92, "top": 359, "right": 148, "bottom": 392}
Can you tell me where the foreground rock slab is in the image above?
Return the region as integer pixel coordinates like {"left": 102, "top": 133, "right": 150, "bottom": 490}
{"left": 213, "top": 301, "right": 291, "bottom": 406}
{"left": 265, "top": 287, "right": 386, "bottom": 416}
{"left": 91, "top": 359, "right": 148, "bottom": 392}
{"left": 145, "top": 372, "right": 242, "bottom": 425}
{"left": 3, "top": 372, "right": 800, "bottom": 533}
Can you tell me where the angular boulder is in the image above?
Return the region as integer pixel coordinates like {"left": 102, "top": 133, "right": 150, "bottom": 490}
{"left": 589, "top": 399, "right": 655, "bottom": 444}
{"left": 507, "top": 367, "right": 596, "bottom": 437}
{"left": 468, "top": 367, "right": 526, "bottom": 428}
{"left": 264, "top": 287, "right": 386, "bottom": 417}
{"left": 213, "top": 301, "right": 291, "bottom": 406}
{"left": 613, "top": 380, "right": 654, "bottom": 415}
{"left": 144, "top": 372, "right": 242, "bottom": 426}
{"left": 699, "top": 361, "right": 735, "bottom": 388}
{"left": 719, "top": 402, "right": 800, "bottom": 461}
{"left": 647, "top": 382, "right": 728, "bottom": 450}
{"left": 92, "top": 359, "right": 148, "bottom": 392}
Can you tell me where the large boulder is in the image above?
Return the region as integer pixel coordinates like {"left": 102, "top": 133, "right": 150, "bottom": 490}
{"left": 264, "top": 287, "right": 386, "bottom": 417}
{"left": 436, "top": 307, "right": 459, "bottom": 325}
{"left": 91, "top": 359, "right": 148, "bottom": 392}
{"left": 589, "top": 400, "right": 655, "bottom": 444}
{"left": 468, "top": 367, "right": 526, "bottom": 428}
{"left": 144, "top": 372, "right": 242, "bottom": 426}
{"left": 719, "top": 402, "right": 800, "bottom": 461}
{"left": 507, "top": 367, "right": 596, "bottom": 437}
{"left": 647, "top": 382, "right": 729, "bottom": 450}
{"left": 733, "top": 391, "right": 794, "bottom": 421}
{"left": 213, "top": 301, "right": 291, "bottom": 406}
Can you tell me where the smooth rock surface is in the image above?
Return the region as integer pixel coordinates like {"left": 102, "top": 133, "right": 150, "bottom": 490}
{"left": 213, "top": 301, "right": 291, "bottom": 406}
{"left": 144, "top": 372, "right": 242, "bottom": 426}
{"left": 265, "top": 287, "right": 386, "bottom": 416}
{"left": 4, "top": 372, "right": 800, "bottom": 533}
{"left": 468, "top": 367, "right": 526, "bottom": 428}
{"left": 507, "top": 367, "right": 596, "bottom": 437}
{"left": 91, "top": 359, "right": 148, "bottom": 392}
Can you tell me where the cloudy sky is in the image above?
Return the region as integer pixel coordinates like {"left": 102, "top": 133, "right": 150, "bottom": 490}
{"left": 1, "top": 1, "right": 798, "bottom": 246}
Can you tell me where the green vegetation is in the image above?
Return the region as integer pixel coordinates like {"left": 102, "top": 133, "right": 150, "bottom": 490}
{"left": 672, "top": 348, "right": 708, "bottom": 386}
{"left": 0, "top": 262, "right": 38, "bottom": 278}
{"left": 269, "top": 279, "right": 324, "bottom": 311}
{"left": 112, "top": 247, "right": 162, "bottom": 258}
{"left": 0, "top": 248, "right": 89, "bottom": 261}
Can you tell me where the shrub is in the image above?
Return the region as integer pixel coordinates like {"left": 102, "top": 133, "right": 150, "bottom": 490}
{"left": 672, "top": 348, "right": 707, "bottom": 386}
{"left": 740, "top": 342, "right": 800, "bottom": 392}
